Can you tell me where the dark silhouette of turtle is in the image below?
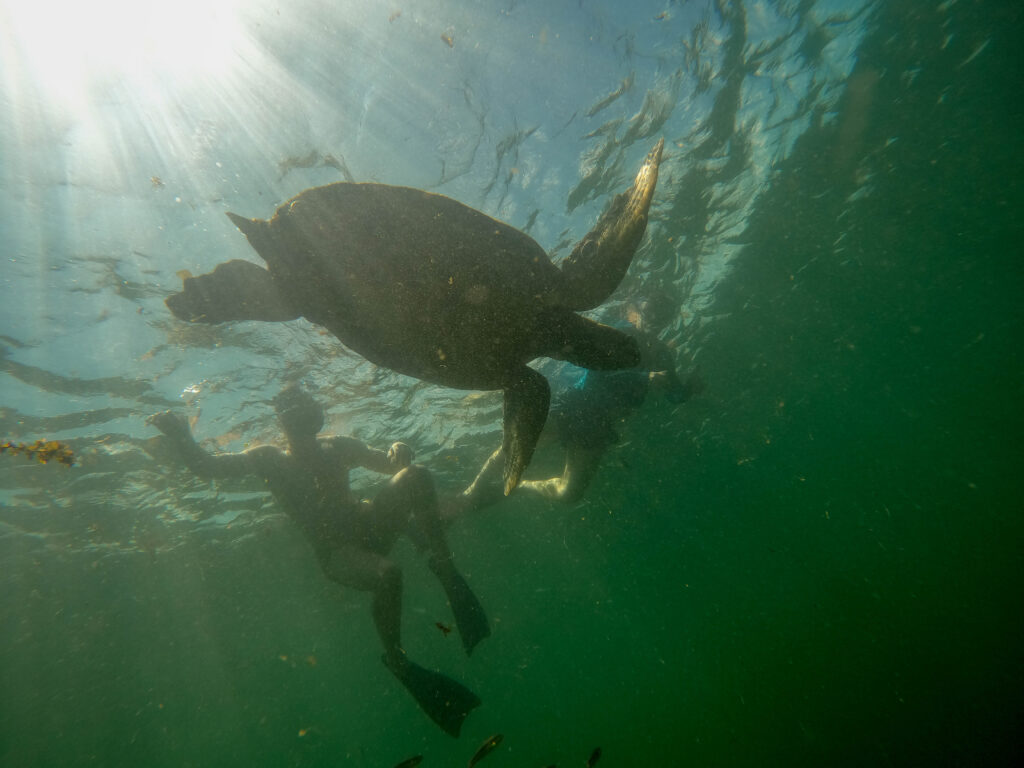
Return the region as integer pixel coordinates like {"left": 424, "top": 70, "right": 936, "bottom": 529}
{"left": 166, "top": 139, "right": 664, "bottom": 493}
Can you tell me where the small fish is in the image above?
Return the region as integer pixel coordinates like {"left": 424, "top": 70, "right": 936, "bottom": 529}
{"left": 523, "top": 208, "right": 540, "bottom": 233}
{"left": 468, "top": 733, "right": 503, "bottom": 767}
{"left": 176, "top": 270, "right": 193, "bottom": 281}
{"left": 436, "top": 621, "right": 453, "bottom": 637}
{"left": 441, "top": 29, "right": 455, "bottom": 48}
{"left": 587, "top": 747, "right": 602, "bottom": 767}
{"left": 584, "top": 71, "right": 634, "bottom": 117}
{"left": 393, "top": 756, "right": 423, "bottom": 768}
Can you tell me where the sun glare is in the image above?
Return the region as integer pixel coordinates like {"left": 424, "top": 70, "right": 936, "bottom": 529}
{"left": 2, "top": 0, "right": 246, "bottom": 107}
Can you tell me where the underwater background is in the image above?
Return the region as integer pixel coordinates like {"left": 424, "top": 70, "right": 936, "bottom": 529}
{"left": 2, "top": 0, "right": 1021, "bottom": 765}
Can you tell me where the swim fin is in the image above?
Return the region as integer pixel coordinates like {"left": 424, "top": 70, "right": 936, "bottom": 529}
{"left": 383, "top": 654, "right": 481, "bottom": 738}
{"left": 429, "top": 557, "right": 491, "bottom": 656}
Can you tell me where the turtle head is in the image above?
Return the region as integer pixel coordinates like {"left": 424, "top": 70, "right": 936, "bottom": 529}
{"left": 559, "top": 138, "right": 664, "bottom": 311}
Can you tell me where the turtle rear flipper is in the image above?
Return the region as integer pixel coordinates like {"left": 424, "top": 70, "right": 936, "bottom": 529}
{"left": 545, "top": 311, "right": 641, "bottom": 370}
{"left": 166, "top": 259, "right": 299, "bottom": 324}
{"left": 501, "top": 367, "right": 551, "bottom": 495}
{"left": 559, "top": 137, "right": 664, "bottom": 310}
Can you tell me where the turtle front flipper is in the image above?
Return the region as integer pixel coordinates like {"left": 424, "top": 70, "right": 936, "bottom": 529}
{"left": 166, "top": 259, "right": 299, "bottom": 324}
{"left": 501, "top": 366, "right": 551, "bottom": 495}
{"left": 559, "top": 137, "right": 664, "bottom": 311}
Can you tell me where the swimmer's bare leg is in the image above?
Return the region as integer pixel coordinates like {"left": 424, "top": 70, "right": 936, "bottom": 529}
{"left": 386, "top": 465, "right": 491, "bottom": 655}
{"left": 446, "top": 446, "right": 506, "bottom": 522}
{"left": 323, "top": 546, "right": 403, "bottom": 662}
{"left": 324, "top": 509, "right": 481, "bottom": 736}
{"left": 518, "top": 443, "right": 605, "bottom": 504}
{"left": 376, "top": 465, "right": 441, "bottom": 551}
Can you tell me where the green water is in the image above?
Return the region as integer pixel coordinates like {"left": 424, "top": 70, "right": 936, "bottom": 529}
{"left": 2, "top": 1, "right": 1022, "bottom": 766}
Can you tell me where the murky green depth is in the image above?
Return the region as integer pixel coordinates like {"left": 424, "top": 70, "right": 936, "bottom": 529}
{"left": 2, "top": 1, "right": 1022, "bottom": 766}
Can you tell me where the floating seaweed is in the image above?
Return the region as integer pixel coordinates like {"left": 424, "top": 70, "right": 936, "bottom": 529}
{"left": 0, "top": 439, "right": 75, "bottom": 467}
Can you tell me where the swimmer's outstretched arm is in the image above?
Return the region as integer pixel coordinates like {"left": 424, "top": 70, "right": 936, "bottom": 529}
{"left": 147, "top": 410, "right": 284, "bottom": 479}
{"left": 322, "top": 436, "right": 410, "bottom": 476}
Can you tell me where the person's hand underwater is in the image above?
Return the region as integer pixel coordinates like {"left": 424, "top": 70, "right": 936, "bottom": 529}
{"left": 146, "top": 410, "right": 192, "bottom": 440}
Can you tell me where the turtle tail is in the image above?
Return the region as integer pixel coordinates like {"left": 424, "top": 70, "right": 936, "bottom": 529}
{"left": 226, "top": 212, "right": 274, "bottom": 255}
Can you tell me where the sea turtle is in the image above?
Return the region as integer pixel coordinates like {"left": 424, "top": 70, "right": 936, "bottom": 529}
{"left": 166, "top": 138, "right": 664, "bottom": 493}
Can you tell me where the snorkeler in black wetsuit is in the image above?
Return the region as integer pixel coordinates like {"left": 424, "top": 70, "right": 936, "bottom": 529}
{"left": 148, "top": 384, "right": 488, "bottom": 737}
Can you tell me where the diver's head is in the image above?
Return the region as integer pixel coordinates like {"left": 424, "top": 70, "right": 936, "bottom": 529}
{"left": 387, "top": 441, "right": 414, "bottom": 470}
{"left": 624, "top": 286, "right": 676, "bottom": 333}
{"left": 273, "top": 384, "right": 324, "bottom": 441}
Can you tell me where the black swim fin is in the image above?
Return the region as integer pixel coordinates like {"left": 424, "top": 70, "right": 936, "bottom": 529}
{"left": 384, "top": 655, "right": 481, "bottom": 738}
{"left": 430, "top": 557, "right": 491, "bottom": 656}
